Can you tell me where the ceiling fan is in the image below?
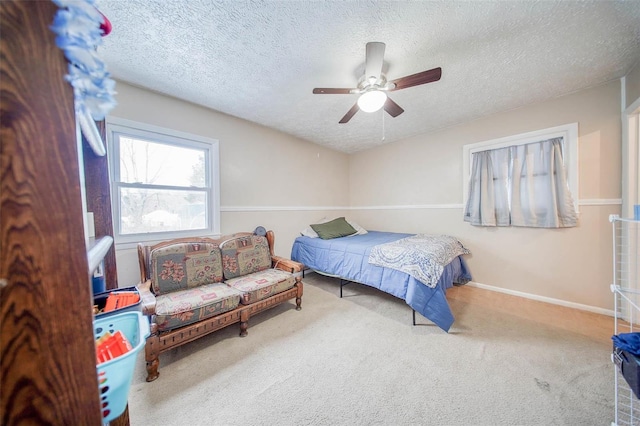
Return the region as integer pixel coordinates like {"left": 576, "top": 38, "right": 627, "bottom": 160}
{"left": 313, "top": 42, "right": 442, "bottom": 124}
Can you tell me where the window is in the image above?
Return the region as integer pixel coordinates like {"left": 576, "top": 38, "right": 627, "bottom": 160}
{"left": 462, "top": 123, "right": 578, "bottom": 228}
{"left": 106, "top": 117, "right": 220, "bottom": 245}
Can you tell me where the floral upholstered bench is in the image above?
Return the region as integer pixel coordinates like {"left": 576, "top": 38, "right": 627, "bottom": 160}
{"left": 137, "top": 231, "right": 303, "bottom": 382}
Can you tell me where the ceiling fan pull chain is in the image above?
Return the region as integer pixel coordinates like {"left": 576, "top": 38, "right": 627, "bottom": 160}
{"left": 382, "top": 109, "right": 386, "bottom": 141}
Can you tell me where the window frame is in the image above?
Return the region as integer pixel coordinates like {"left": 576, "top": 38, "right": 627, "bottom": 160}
{"left": 462, "top": 123, "right": 579, "bottom": 212}
{"left": 106, "top": 116, "right": 220, "bottom": 247}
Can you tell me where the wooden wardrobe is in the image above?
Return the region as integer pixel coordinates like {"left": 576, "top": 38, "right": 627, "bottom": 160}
{"left": 1, "top": 1, "right": 123, "bottom": 424}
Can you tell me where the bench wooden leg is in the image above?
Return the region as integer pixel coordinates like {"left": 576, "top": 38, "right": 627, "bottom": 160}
{"left": 239, "top": 308, "right": 249, "bottom": 337}
{"left": 295, "top": 280, "right": 303, "bottom": 311}
{"left": 145, "top": 329, "right": 160, "bottom": 382}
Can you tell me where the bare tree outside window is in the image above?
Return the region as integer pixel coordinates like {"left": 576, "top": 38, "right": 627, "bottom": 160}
{"left": 116, "top": 136, "right": 208, "bottom": 235}
{"left": 107, "top": 118, "right": 219, "bottom": 245}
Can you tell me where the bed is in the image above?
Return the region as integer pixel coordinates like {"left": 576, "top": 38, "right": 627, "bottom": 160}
{"left": 291, "top": 231, "right": 472, "bottom": 332}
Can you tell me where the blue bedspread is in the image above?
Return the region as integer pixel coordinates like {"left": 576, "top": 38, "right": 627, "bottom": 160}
{"left": 290, "top": 231, "right": 472, "bottom": 332}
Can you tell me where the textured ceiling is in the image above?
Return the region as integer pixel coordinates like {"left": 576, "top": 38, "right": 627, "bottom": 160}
{"left": 97, "top": 0, "right": 640, "bottom": 153}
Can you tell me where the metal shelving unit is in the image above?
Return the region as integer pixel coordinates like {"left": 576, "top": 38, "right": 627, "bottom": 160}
{"left": 610, "top": 215, "right": 640, "bottom": 426}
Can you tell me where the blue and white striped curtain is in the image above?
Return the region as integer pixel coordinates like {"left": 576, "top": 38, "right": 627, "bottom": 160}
{"left": 464, "top": 137, "right": 577, "bottom": 228}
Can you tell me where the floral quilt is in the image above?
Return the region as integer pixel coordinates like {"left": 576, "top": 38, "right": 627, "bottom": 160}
{"left": 368, "top": 234, "right": 471, "bottom": 288}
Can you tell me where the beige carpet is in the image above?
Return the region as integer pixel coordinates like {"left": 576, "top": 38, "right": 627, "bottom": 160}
{"left": 127, "top": 273, "right": 614, "bottom": 425}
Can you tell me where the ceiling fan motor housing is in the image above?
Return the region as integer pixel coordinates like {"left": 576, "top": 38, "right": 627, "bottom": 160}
{"left": 358, "top": 74, "right": 388, "bottom": 92}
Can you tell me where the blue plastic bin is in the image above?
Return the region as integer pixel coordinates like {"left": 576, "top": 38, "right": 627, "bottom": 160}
{"left": 94, "top": 311, "right": 150, "bottom": 422}
{"left": 614, "top": 345, "right": 640, "bottom": 399}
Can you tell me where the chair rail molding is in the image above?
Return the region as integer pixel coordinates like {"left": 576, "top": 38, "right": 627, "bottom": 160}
{"left": 219, "top": 200, "right": 621, "bottom": 213}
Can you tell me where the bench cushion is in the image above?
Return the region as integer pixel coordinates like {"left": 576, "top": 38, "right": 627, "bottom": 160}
{"left": 220, "top": 235, "right": 271, "bottom": 279}
{"left": 155, "top": 283, "right": 241, "bottom": 331}
{"left": 225, "top": 268, "right": 296, "bottom": 305}
{"left": 150, "top": 242, "right": 223, "bottom": 295}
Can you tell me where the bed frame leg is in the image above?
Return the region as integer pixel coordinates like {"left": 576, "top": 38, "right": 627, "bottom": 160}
{"left": 412, "top": 309, "right": 416, "bottom": 326}
{"left": 339, "top": 278, "right": 352, "bottom": 298}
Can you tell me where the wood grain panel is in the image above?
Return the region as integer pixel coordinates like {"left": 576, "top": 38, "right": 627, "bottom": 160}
{"left": 0, "top": 2, "right": 102, "bottom": 424}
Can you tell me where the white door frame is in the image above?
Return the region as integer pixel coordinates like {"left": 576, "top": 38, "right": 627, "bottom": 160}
{"left": 622, "top": 94, "right": 640, "bottom": 218}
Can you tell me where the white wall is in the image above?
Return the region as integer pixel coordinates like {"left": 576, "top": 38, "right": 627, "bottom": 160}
{"left": 110, "top": 81, "right": 349, "bottom": 286}
{"left": 348, "top": 81, "right": 622, "bottom": 312}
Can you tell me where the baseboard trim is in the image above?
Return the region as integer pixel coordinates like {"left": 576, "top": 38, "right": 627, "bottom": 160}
{"left": 467, "top": 281, "right": 614, "bottom": 317}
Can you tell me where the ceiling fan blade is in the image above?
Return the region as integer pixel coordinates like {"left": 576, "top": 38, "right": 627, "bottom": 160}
{"left": 383, "top": 97, "right": 404, "bottom": 118}
{"left": 313, "top": 88, "right": 354, "bottom": 94}
{"left": 389, "top": 67, "right": 442, "bottom": 91}
{"left": 365, "top": 42, "right": 385, "bottom": 81}
{"left": 339, "top": 103, "right": 359, "bottom": 124}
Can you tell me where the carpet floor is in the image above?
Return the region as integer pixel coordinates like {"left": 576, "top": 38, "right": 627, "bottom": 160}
{"left": 127, "top": 273, "right": 614, "bottom": 425}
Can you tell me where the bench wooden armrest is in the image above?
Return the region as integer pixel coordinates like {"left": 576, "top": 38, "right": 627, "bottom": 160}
{"left": 266, "top": 230, "right": 303, "bottom": 273}
{"left": 136, "top": 279, "right": 157, "bottom": 316}
{"left": 272, "top": 256, "right": 304, "bottom": 273}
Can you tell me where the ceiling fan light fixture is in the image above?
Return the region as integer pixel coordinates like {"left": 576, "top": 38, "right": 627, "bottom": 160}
{"left": 357, "top": 90, "right": 387, "bottom": 113}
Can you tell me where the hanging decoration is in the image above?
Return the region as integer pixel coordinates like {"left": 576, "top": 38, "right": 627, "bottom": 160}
{"left": 50, "top": 0, "right": 117, "bottom": 156}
